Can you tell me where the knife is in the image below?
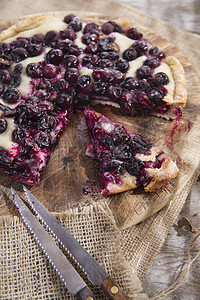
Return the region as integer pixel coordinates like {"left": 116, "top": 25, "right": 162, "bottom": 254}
{"left": 11, "top": 187, "right": 95, "bottom": 300}
{"left": 12, "top": 186, "right": 131, "bottom": 299}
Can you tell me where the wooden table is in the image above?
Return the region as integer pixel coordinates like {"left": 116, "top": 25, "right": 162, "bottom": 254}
{"left": 0, "top": 1, "right": 199, "bottom": 299}
{"left": 116, "top": 1, "right": 200, "bottom": 299}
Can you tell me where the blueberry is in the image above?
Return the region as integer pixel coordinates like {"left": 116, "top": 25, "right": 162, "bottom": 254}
{"left": 149, "top": 46, "right": 166, "bottom": 60}
{"left": 126, "top": 28, "right": 143, "bottom": 40}
{"left": 150, "top": 72, "right": 169, "bottom": 86}
{"left": 54, "top": 93, "right": 72, "bottom": 110}
{"left": 77, "top": 75, "right": 91, "bottom": 88}
{"left": 123, "top": 47, "right": 137, "bottom": 61}
{"left": 0, "top": 43, "right": 11, "bottom": 55}
{"left": 43, "top": 64, "right": 58, "bottom": 78}
{"left": 99, "top": 51, "right": 119, "bottom": 60}
{"left": 27, "top": 43, "right": 43, "bottom": 57}
{"left": 11, "top": 48, "right": 28, "bottom": 62}
{"left": 144, "top": 58, "right": 160, "bottom": 69}
{"left": 37, "top": 79, "right": 52, "bottom": 91}
{"left": 38, "top": 100, "right": 54, "bottom": 113}
{"left": 112, "top": 144, "right": 131, "bottom": 160}
{"left": 132, "top": 40, "right": 148, "bottom": 56}
{"left": 131, "top": 136, "right": 151, "bottom": 154}
{"left": 125, "top": 158, "right": 144, "bottom": 176}
{"left": 92, "top": 82, "right": 107, "bottom": 95}
{"left": 34, "top": 89, "right": 49, "bottom": 100}
{"left": 64, "top": 68, "right": 79, "bottom": 83}
{"left": 44, "top": 30, "right": 59, "bottom": 46}
{"left": 98, "top": 37, "right": 115, "bottom": 52}
{"left": 14, "top": 111, "right": 28, "bottom": 129}
{"left": 82, "top": 33, "right": 99, "bottom": 45}
{"left": 26, "top": 63, "right": 43, "bottom": 78}
{"left": 102, "top": 22, "right": 115, "bottom": 34}
{"left": 56, "top": 40, "right": 71, "bottom": 53}
{"left": 0, "top": 104, "right": 17, "bottom": 117}
{"left": 0, "top": 55, "right": 12, "bottom": 69}
{"left": 53, "top": 79, "right": 70, "bottom": 93}
{"left": 112, "top": 70, "right": 124, "bottom": 83}
{"left": 78, "top": 93, "right": 91, "bottom": 106}
{"left": 149, "top": 88, "right": 164, "bottom": 103}
{"left": 82, "top": 54, "right": 99, "bottom": 68}
{"left": 0, "top": 148, "right": 11, "bottom": 166}
{"left": 62, "top": 55, "right": 78, "bottom": 68}
{"left": 123, "top": 77, "right": 139, "bottom": 90}
{"left": 115, "top": 59, "right": 129, "bottom": 73}
{"left": 107, "top": 85, "right": 122, "bottom": 100}
{"left": 25, "top": 99, "right": 42, "bottom": 121}
{"left": 68, "top": 16, "right": 82, "bottom": 32}
{"left": 35, "top": 131, "right": 51, "bottom": 148}
{"left": 136, "top": 66, "right": 152, "bottom": 79}
{"left": 0, "top": 83, "right": 5, "bottom": 94}
{"left": 9, "top": 64, "right": 23, "bottom": 87}
{"left": 104, "top": 161, "right": 124, "bottom": 172}
{"left": 107, "top": 21, "right": 123, "bottom": 33}
{"left": 63, "top": 14, "right": 76, "bottom": 24}
{"left": 46, "top": 49, "right": 64, "bottom": 65}
{"left": 97, "top": 58, "right": 114, "bottom": 68}
{"left": 119, "top": 91, "right": 137, "bottom": 115}
{"left": 84, "top": 42, "right": 98, "bottom": 54}
{"left": 31, "top": 34, "right": 44, "bottom": 44}
{"left": 3, "top": 87, "right": 20, "bottom": 104}
{"left": 92, "top": 69, "right": 112, "bottom": 82}
{"left": 68, "top": 44, "right": 83, "bottom": 56}
{"left": 138, "top": 80, "right": 150, "bottom": 92}
{"left": 83, "top": 22, "right": 99, "bottom": 34}
{"left": 59, "top": 28, "right": 77, "bottom": 40}
{"left": 13, "top": 63, "right": 23, "bottom": 75}
{"left": 0, "top": 118, "right": 7, "bottom": 133}
{"left": 12, "top": 127, "right": 24, "bottom": 142}
{"left": 112, "top": 127, "right": 130, "bottom": 145}
{"left": 0, "top": 70, "right": 11, "bottom": 84}
{"left": 12, "top": 38, "right": 29, "bottom": 49}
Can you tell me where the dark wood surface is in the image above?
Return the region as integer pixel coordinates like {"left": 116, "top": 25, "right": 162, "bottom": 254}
{"left": 116, "top": 1, "right": 200, "bottom": 299}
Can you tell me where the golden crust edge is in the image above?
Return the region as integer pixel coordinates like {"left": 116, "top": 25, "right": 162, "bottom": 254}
{"left": 163, "top": 56, "right": 187, "bottom": 108}
{"left": 103, "top": 156, "right": 179, "bottom": 195}
{"left": 144, "top": 157, "right": 179, "bottom": 191}
{"left": 0, "top": 15, "right": 56, "bottom": 42}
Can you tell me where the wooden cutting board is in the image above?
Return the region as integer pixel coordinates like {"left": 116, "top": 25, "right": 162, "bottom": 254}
{"left": 0, "top": 12, "right": 200, "bottom": 229}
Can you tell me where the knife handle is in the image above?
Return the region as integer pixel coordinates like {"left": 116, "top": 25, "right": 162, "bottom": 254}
{"left": 76, "top": 286, "right": 96, "bottom": 300}
{"left": 101, "top": 277, "right": 131, "bottom": 300}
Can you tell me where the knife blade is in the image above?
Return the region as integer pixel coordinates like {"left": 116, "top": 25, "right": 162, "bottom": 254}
{"left": 22, "top": 186, "right": 131, "bottom": 300}
{"left": 11, "top": 188, "right": 96, "bottom": 300}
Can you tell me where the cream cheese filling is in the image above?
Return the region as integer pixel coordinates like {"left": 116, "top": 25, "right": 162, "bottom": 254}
{"left": 0, "top": 110, "right": 17, "bottom": 150}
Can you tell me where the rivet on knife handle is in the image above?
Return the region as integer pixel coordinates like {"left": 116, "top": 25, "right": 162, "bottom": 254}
{"left": 76, "top": 286, "right": 95, "bottom": 300}
{"left": 101, "top": 277, "right": 131, "bottom": 299}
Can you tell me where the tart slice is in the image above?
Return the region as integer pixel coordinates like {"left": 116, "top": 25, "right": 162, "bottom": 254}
{"left": 84, "top": 109, "right": 179, "bottom": 195}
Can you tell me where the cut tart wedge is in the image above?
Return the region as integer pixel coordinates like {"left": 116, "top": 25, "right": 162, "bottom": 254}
{"left": 84, "top": 109, "right": 179, "bottom": 195}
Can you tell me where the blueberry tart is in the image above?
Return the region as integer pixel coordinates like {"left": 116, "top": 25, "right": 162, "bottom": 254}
{"left": 0, "top": 13, "right": 185, "bottom": 186}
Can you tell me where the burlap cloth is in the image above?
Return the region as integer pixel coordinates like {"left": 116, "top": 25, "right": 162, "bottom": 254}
{"left": 1, "top": 0, "right": 200, "bottom": 299}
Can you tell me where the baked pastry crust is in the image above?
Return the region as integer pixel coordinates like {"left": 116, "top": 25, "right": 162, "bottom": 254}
{"left": 162, "top": 56, "right": 187, "bottom": 107}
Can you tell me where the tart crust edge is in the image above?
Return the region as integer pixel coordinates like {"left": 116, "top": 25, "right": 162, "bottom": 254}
{"left": 162, "top": 56, "right": 187, "bottom": 108}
